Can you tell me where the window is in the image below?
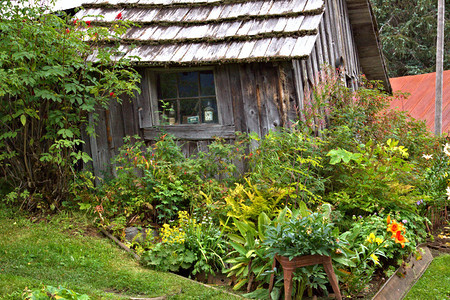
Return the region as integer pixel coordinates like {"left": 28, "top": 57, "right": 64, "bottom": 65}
{"left": 157, "top": 70, "right": 218, "bottom": 125}
{"left": 138, "top": 67, "right": 235, "bottom": 141}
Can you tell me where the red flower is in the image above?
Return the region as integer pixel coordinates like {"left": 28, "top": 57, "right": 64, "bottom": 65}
{"left": 73, "top": 18, "right": 78, "bottom": 25}
{"left": 115, "top": 12, "right": 123, "bottom": 20}
{"left": 66, "top": 28, "right": 70, "bottom": 34}
{"left": 86, "top": 20, "right": 91, "bottom": 27}
{"left": 109, "top": 92, "right": 115, "bottom": 97}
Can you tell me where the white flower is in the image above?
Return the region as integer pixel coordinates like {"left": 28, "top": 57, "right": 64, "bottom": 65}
{"left": 422, "top": 153, "right": 433, "bottom": 160}
{"left": 444, "top": 143, "right": 450, "bottom": 157}
{"left": 446, "top": 186, "right": 450, "bottom": 200}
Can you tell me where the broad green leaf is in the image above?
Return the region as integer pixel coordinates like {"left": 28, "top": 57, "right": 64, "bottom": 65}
{"left": 20, "top": 115, "right": 26, "bottom": 126}
{"left": 233, "top": 278, "right": 248, "bottom": 290}
{"left": 228, "top": 241, "right": 246, "bottom": 256}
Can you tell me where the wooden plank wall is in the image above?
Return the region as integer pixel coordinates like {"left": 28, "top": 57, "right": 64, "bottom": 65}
{"left": 291, "top": 0, "right": 362, "bottom": 128}
{"left": 84, "top": 95, "right": 141, "bottom": 178}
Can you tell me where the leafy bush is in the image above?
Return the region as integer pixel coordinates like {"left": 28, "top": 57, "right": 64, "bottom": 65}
{"left": 335, "top": 214, "right": 421, "bottom": 297}
{"left": 247, "top": 127, "right": 326, "bottom": 206}
{"left": 264, "top": 211, "right": 340, "bottom": 259}
{"left": 326, "top": 139, "right": 426, "bottom": 216}
{"left": 79, "top": 134, "right": 248, "bottom": 230}
{"left": 0, "top": 0, "right": 140, "bottom": 210}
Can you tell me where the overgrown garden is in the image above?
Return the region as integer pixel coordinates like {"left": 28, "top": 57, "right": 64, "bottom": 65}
{"left": 1, "top": 1, "right": 449, "bottom": 299}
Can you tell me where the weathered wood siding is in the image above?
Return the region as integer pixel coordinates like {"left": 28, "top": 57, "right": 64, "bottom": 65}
{"left": 84, "top": 0, "right": 365, "bottom": 177}
{"left": 292, "top": 0, "right": 361, "bottom": 126}
{"left": 83, "top": 95, "right": 141, "bottom": 178}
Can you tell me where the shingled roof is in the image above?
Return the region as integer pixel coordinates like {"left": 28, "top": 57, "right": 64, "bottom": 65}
{"left": 72, "top": 0, "right": 390, "bottom": 90}
{"left": 75, "top": 0, "right": 324, "bottom": 64}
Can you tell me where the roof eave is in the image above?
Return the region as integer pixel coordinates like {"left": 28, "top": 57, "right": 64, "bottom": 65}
{"left": 346, "top": 0, "right": 392, "bottom": 93}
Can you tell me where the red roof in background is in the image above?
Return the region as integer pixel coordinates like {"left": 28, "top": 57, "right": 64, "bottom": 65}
{"left": 389, "top": 70, "right": 450, "bottom": 134}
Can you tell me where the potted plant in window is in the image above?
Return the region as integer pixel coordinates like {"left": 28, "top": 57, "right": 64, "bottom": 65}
{"left": 264, "top": 211, "right": 342, "bottom": 300}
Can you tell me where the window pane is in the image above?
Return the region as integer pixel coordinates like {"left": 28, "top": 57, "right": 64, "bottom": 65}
{"left": 180, "top": 99, "right": 200, "bottom": 124}
{"left": 199, "top": 71, "right": 215, "bottom": 96}
{"left": 178, "top": 72, "right": 199, "bottom": 98}
{"left": 201, "top": 98, "right": 218, "bottom": 123}
{"left": 158, "top": 100, "right": 177, "bottom": 125}
{"left": 158, "top": 73, "right": 177, "bottom": 99}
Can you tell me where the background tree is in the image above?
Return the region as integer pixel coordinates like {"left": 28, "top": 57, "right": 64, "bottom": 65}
{"left": 0, "top": 0, "right": 140, "bottom": 210}
{"left": 370, "top": 0, "right": 449, "bottom": 77}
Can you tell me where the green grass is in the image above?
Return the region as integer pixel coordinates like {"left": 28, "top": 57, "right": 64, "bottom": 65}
{"left": 404, "top": 254, "right": 450, "bottom": 300}
{"left": 0, "top": 207, "right": 240, "bottom": 300}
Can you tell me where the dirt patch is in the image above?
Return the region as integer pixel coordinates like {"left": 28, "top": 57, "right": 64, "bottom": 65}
{"left": 426, "top": 225, "right": 450, "bottom": 256}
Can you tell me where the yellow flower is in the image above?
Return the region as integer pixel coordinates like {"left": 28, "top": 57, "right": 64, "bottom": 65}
{"left": 366, "top": 232, "right": 376, "bottom": 243}
{"left": 375, "top": 237, "right": 383, "bottom": 245}
{"left": 370, "top": 254, "right": 380, "bottom": 265}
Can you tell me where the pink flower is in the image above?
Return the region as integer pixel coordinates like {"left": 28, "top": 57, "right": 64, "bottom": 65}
{"left": 115, "top": 12, "right": 123, "bottom": 20}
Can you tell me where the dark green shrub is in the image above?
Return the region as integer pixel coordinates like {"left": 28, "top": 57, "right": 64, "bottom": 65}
{"left": 0, "top": 0, "right": 140, "bottom": 210}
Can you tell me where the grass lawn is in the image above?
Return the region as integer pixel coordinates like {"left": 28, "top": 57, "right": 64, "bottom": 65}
{"left": 404, "top": 253, "right": 450, "bottom": 300}
{"left": 0, "top": 207, "right": 240, "bottom": 300}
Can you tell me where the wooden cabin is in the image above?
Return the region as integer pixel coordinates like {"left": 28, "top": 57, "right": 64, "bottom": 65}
{"left": 73, "top": 0, "right": 391, "bottom": 176}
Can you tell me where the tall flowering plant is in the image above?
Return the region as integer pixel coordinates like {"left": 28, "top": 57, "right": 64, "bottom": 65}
{"left": 418, "top": 142, "right": 450, "bottom": 227}
{"left": 337, "top": 215, "right": 410, "bottom": 297}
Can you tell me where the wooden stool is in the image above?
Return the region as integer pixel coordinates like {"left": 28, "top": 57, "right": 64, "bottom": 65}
{"left": 268, "top": 254, "right": 342, "bottom": 300}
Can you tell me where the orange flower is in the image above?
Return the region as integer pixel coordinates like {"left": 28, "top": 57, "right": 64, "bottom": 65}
{"left": 394, "top": 230, "right": 409, "bottom": 248}
{"left": 386, "top": 215, "right": 391, "bottom": 225}
{"left": 387, "top": 220, "right": 404, "bottom": 235}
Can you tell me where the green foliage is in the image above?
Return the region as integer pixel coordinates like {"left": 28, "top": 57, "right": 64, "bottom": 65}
{"left": 292, "top": 265, "right": 329, "bottom": 300}
{"left": 416, "top": 144, "right": 450, "bottom": 219}
{"left": 223, "top": 178, "right": 290, "bottom": 224}
{"left": 326, "top": 139, "right": 425, "bottom": 215}
{"left": 0, "top": 0, "right": 140, "bottom": 210}
{"left": 225, "top": 205, "right": 332, "bottom": 298}
{"left": 79, "top": 134, "right": 248, "bottom": 229}
{"left": 224, "top": 213, "right": 273, "bottom": 293}
{"left": 334, "top": 214, "right": 422, "bottom": 297}
{"left": 370, "top": 0, "right": 450, "bottom": 77}
{"left": 24, "top": 285, "right": 89, "bottom": 300}
{"left": 141, "top": 211, "right": 228, "bottom": 276}
{"left": 141, "top": 242, "right": 197, "bottom": 273}
{"left": 264, "top": 211, "right": 340, "bottom": 259}
{"left": 247, "top": 127, "right": 326, "bottom": 206}
{"left": 309, "top": 70, "right": 435, "bottom": 160}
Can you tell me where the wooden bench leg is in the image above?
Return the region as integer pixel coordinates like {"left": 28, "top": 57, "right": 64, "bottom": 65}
{"left": 323, "top": 257, "right": 342, "bottom": 300}
{"left": 269, "top": 258, "right": 277, "bottom": 299}
{"left": 283, "top": 266, "right": 295, "bottom": 300}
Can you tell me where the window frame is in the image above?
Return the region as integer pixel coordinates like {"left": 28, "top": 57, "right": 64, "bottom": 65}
{"left": 156, "top": 69, "right": 219, "bottom": 126}
{"left": 139, "top": 66, "right": 236, "bottom": 141}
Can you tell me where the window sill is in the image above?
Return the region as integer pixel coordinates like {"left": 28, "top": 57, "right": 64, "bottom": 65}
{"left": 143, "top": 124, "right": 236, "bottom": 140}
